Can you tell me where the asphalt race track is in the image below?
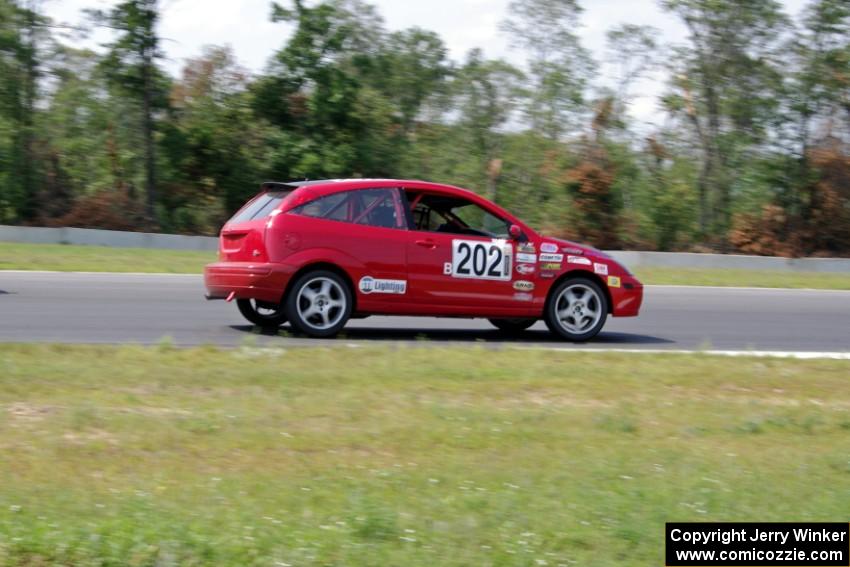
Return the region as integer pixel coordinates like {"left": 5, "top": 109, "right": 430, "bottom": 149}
{"left": 1, "top": 271, "right": 848, "bottom": 352}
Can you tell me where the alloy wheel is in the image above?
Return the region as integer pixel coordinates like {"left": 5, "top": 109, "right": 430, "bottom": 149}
{"left": 295, "top": 276, "right": 347, "bottom": 330}
{"left": 554, "top": 283, "right": 603, "bottom": 334}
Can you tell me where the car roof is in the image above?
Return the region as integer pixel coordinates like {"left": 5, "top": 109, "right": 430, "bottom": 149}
{"left": 262, "top": 178, "right": 479, "bottom": 199}
{"left": 265, "top": 178, "right": 534, "bottom": 235}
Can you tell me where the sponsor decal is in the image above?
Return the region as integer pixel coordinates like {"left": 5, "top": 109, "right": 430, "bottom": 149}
{"left": 516, "top": 263, "right": 536, "bottom": 275}
{"left": 517, "top": 242, "right": 536, "bottom": 254}
{"left": 540, "top": 262, "right": 561, "bottom": 271}
{"left": 540, "top": 242, "right": 558, "bottom": 253}
{"left": 516, "top": 252, "right": 537, "bottom": 264}
{"left": 359, "top": 277, "right": 407, "bottom": 294}
{"left": 539, "top": 253, "right": 563, "bottom": 263}
{"left": 539, "top": 272, "right": 556, "bottom": 279}
{"left": 593, "top": 262, "right": 609, "bottom": 276}
{"left": 450, "top": 239, "right": 513, "bottom": 281}
{"left": 443, "top": 262, "right": 452, "bottom": 275}
{"left": 562, "top": 247, "right": 584, "bottom": 255}
{"left": 513, "top": 280, "right": 535, "bottom": 292}
{"left": 567, "top": 255, "right": 592, "bottom": 266}
{"left": 513, "top": 292, "right": 533, "bottom": 302}
{"left": 607, "top": 276, "right": 621, "bottom": 288}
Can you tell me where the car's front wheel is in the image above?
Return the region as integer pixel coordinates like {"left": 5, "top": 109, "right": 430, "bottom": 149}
{"left": 285, "top": 270, "right": 352, "bottom": 338}
{"left": 236, "top": 299, "right": 287, "bottom": 328}
{"left": 488, "top": 318, "right": 537, "bottom": 334}
{"left": 544, "top": 277, "right": 608, "bottom": 341}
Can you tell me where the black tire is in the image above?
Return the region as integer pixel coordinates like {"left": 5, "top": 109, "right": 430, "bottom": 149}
{"left": 285, "top": 270, "right": 352, "bottom": 338}
{"left": 544, "top": 277, "right": 608, "bottom": 342}
{"left": 488, "top": 318, "right": 537, "bottom": 333}
{"left": 236, "top": 298, "right": 287, "bottom": 328}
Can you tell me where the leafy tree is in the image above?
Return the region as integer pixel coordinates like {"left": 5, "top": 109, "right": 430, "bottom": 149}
{"left": 89, "top": 0, "right": 167, "bottom": 223}
{"left": 453, "top": 49, "right": 524, "bottom": 203}
{"left": 0, "top": 0, "right": 42, "bottom": 221}
{"left": 501, "top": 0, "right": 594, "bottom": 140}
{"left": 639, "top": 134, "right": 699, "bottom": 250}
{"left": 369, "top": 27, "right": 451, "bottom": 134}
{"left": 38, "top": 47, "right": 107, "bottom": 213}
{"left": 797, "top": 0, "right": 850, "bottom": 136}
{"left": 661, "top": 0, "right": 789, "bottom": 241}
{"left": 725, "top": 0, "right": 850, "bottom": 256}
{"left": 254, "top": 0, "right": 384, "bottom": 178}
{"left": 604, "top": 23, "right": 659, "bottom": 128}
{"left": 782, "top": 0, "right": 850, "bottom": 215}
{"left": 161, "top": 46, "right": 259, "bottom": 230}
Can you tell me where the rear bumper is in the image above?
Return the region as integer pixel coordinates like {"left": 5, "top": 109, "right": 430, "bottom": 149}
{"left": 204, "top": 262, "right": 296, "bottom": 304}
{"left": 610, "top": 276, "right": 643, "bottom": 317}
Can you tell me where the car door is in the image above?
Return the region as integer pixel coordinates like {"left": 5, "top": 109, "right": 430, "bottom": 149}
{"left": 404, "top": 191, "right": 527, "bottom": 310}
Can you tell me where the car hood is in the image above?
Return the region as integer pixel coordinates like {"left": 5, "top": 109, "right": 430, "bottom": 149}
{"left": 539, "top": 237, "right": 632, "bottom": 275}
{"left": 541, "top": 237, "right": 606, "bottom": 259}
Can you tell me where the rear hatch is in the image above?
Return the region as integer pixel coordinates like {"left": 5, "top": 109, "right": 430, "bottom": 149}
{"left": 220, "top": 190, "right": 293, "bottom": 262}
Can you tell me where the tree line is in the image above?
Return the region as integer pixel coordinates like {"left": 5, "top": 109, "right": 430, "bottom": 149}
{"left": 0, "top": 0, "right": 848, "bottom": 255}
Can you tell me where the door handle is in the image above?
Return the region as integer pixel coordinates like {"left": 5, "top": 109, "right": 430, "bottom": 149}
{"left": 415, "top": 239, "right": 437, "bottom": 248}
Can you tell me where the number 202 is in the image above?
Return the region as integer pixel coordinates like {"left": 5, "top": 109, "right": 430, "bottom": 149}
{"left": 456, "top": 243, "right": 504, "bottom": 278}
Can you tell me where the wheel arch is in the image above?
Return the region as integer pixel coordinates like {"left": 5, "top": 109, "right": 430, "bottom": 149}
{"left": 545, "top": 270, "right": 613, "bottom": 314}
{"left": 281, "top": 262, "right": 358, "bottom": 312}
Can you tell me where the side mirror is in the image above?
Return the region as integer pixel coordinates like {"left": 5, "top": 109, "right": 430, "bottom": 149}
{"left": 508, "top": 224, "right": 523, "bottom": 240}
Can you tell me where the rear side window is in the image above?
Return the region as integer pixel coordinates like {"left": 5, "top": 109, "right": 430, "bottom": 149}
{"left": 291, "top": 188, "right": 404, "bottom": 229}
{"left": 297, "top": 192, "right": 350, "bottom": 222}
{"left": 228, "top": 191, "right": 289, "bottom": 223}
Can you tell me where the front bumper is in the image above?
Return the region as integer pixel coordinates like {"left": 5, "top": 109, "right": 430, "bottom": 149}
{"left": 610, "top": 275, "right": 643, "bottom": 317}
{"left": 204, "top": 262, "right": 295, "bottom": 304}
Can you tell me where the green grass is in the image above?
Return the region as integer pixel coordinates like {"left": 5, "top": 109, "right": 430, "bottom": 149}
{"left": 0, "top": 345, "right": 848, "bottom": 566}
{"left": 0, "top": 242, "right": 213, "bottom": 274}
{"left": 1, "top": 241, "right": 849, "bottom": 289}
{"left": 634, "top": 266, "right": 850, "bottom": 290}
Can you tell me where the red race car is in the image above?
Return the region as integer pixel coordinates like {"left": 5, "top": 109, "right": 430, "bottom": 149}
{"left": 204, "top": 179, "right": 643, "bottom": 340}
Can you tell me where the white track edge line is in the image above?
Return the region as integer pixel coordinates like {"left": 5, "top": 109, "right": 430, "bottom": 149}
{"left": 269, "top": 344, "right": 850, "bottom": 360}
{"left": 508, "top": 346, "right": 850, "bottom": 360}
{"left": 648, "top": 284, "right": 850, "bottom": 292}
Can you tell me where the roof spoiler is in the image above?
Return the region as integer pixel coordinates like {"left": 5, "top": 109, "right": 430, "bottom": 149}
{"left": 260, "top": 181, "right": 300, "bottom": 192}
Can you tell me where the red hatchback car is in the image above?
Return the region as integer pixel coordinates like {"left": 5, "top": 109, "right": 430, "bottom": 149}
{"left": 204, "top": 179, "right": 643, "bottom": 341}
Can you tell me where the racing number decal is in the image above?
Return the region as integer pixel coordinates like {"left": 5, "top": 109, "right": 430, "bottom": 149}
{"left": 455, "top": 242, "right": 507, "bottom": 278}
{"left": 451, "top": 240, "right": 512, "bottom": 281}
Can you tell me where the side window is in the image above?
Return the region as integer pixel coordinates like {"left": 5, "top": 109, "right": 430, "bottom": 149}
{"left": 291, "top": 188, "right": 404, "bottom": 229}
{"left": 351, "top": 189, "right": 400, "bottom": 229}
{"left": 406, "top": 192, "right": 509, "bottom": 238}
{"left": 451, "top": 204, "right": 510, "bottom": 237}
{"left": 294, "top": 192, "right": 349, "bottom": 221}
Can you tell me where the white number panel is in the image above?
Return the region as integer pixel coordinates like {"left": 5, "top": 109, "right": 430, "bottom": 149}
{"left": 450, "top": 239, "right": 512, "bottom": 281}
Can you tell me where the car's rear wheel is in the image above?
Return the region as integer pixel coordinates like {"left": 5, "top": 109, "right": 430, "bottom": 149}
{"left": 488, "top": 318, "right": 536, "bottom": 333}
{"left": 285, "top": 270, "right": 352, "bottom": 338}
{"left": 544, "top": 277, "right": 608, "bottom": 341}
{"left": 236, "top": 299, "right": 287, "bottom": 328}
